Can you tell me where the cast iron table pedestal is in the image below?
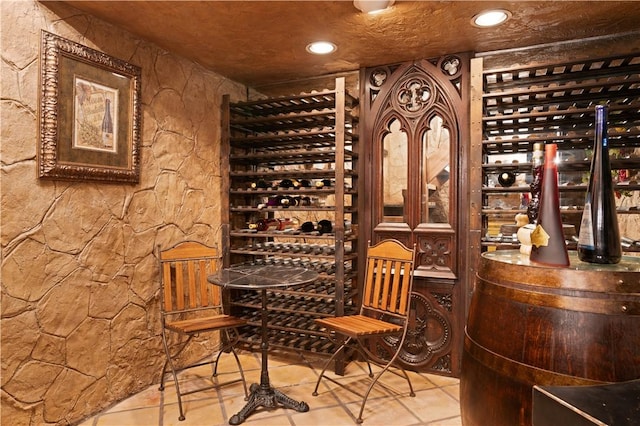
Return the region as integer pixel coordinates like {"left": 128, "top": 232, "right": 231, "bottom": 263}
{"left": 208, "top": 264, "right": 319, "bottom": 425}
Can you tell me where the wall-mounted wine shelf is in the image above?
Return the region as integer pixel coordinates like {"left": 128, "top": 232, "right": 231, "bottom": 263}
{"left": 479, "top": 54, "right": 640, "bottom": 253}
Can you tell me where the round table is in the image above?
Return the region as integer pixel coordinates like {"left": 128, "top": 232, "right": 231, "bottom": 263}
{"left": 208, "top": 263, "right": 319, "bottom": 425}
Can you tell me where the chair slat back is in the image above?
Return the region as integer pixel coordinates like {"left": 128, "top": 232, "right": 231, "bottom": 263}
{"left": 159, "top": 241, "right": 220, "bottom": 313}
{"left": 361, "top": 240, "right": 416, "bottom": 317}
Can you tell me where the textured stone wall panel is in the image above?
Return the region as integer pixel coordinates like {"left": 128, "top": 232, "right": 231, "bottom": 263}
{"left": 41, "top": 187, "right": 115, "bottom": 255}
{"left": 0, "top": 1, "right": 247, "bottom": 424}
{"left": 88, "top": 279, "right": 129, "bottom": 319}
{"left": 3, "top": 360, "right": 64, "bottom": 404}
{"left": 31, "top": 333, "right": 66, "bottom": 365}
{"left": 2, "top": 238, "right": 75, "bottom": 302}
{"left": 0, "top": 102, "right": 36, "bottom": 165}
{"left": 1, "top": 311, "right": 39, "bottom": 387}
{"left": 43, "top": 367, "right": 95, "bottom": 422}
{"left": 0, "top": 162, "right": 55, "bottom": 247}
{"left": 36, "top": 271, "right": 92, "bottom": 337}
{"left": 66, "top": 318, "right": 111, "bottom": 376}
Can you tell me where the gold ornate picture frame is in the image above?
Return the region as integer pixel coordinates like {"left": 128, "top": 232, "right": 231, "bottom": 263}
{"left": 39, "top": 31, "right": 141, "bottom": 184}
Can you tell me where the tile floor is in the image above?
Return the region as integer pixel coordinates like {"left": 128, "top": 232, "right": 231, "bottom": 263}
{"left": 79, "top": 349, "right": 461, "bottom": 426}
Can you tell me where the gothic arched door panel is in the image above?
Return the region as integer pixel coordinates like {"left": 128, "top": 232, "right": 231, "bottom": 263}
{"left": 360, "top": 54, "right": 471, "bottom": 376}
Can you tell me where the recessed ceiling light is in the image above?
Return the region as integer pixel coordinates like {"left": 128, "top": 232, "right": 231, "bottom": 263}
{"left": 472, "top": 9, "right": 511, "bottom": 27}
{"left": 353, "top": 0, "right": 395, "bottom": 14}
{"left": 306, "top": 41, "right": 337, "bottom": 55}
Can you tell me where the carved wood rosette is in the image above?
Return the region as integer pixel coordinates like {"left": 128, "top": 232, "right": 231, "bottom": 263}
{"left": 371, "top": 290, "right": 454, "bottom": 374}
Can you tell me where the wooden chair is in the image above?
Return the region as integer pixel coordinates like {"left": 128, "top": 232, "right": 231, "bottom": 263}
{"left": 158, "top": 241, "right": 248, "bottom": 421}
{"left": 312, "top": 239, "right": 417, "bottom": 423}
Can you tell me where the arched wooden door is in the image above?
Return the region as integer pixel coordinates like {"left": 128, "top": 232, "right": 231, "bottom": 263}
{"left": 359, "top": 54, "right": 471, "bottom": 376}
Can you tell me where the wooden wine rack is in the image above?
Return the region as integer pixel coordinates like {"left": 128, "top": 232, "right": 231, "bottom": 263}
{"left": 476, "top": 53, "right": 640, "bottom": 253}
{"left": 221, "top": 77, "right": 359, "bottom": 374}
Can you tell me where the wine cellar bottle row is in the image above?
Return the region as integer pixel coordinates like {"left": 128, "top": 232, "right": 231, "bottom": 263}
{"left": 257, "top": 195, "right": 316, "bottom": 209}
{"left": 241, "top": 241, "right": 355, "bottom": 256}
{"left": 246, "top": 218, "right": 351, "bottom": 234}
{"left": 247, "top": 218, "right": 298, "bottom": 232}
{"left": 250, "top": 178, "right": 333, "bottom": 190}
{"left": 248, "top": 257, "right": 354, "bottom": 276}
{"left": 300, "top": 219, "right": 332, "bottom": 234}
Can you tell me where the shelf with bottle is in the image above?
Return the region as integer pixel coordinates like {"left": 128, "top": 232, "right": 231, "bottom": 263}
{"left": 222, "top": 77, "right": 359, "bottom": 373}
{"left": 482, "top": 183, "right": 640, "bottom": 194}
{"left": 230, "top": 176, "right": 357, "bottom": 193}
{"left": 229, "top": 145, "right": 358, "bottom": 167}
{"left": 237, "top": 327, "right": 338, "bottom": 355}
{"left": 230, "top": 193, "right": 355, "bottom": 209}
{"left": 232, "top": 291, "right": 352, "bottom": 317}
{"left": 483, "top": 156, "right": 640, "bottom": 174}
{"left": 231, "top": 206, "right": 357, "bottom": 215}
{"left": 232, "top": 241, "right": 355, "bottom": 256}
{"left": 479, "top": 54, "right": 640, "bottom": 258}
{"left": 233, "top": 215, "right": 354, "bottom": 234}
{"left": 229, "top": 127, "right": 349, "bottom": 149}
{"left": 228, "top": 89, "right": 357, "bottom": 130}
{"left": 239, "top": 310, "right": 329, "bottom": 336}
{"left": 484, "top": 107, "right": 640, "bottom": 140}
{"left": 230, "top": 170, "right": 357, "bottom": 184}
{"left": 482, "top": 207, "right": 640, "bottom": 216}
{"left": 483, "top": 150, "right": 640, "bottom": 191}
{"left": 230, "top": 279, "right": 358, "bottom": 309}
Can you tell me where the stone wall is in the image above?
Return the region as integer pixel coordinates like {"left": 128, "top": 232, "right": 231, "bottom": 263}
{"left": 1, "top": 1, "right": 247, "bottom": 424}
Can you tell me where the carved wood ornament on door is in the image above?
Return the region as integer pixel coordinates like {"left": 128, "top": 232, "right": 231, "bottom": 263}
{"left": 361, "top": 54, "right": 469, "bottom": 373}
{"left": 362, "top": 55, "right": 466, "bottom": 279}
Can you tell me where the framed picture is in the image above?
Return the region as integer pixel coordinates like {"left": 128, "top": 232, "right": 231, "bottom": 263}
{"left": 39, "top": 31, "right": 141, "bottom": 183}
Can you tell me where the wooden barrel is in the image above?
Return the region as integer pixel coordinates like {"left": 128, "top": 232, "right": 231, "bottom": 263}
{"left": 460, "top": 250, "right": 640, "bottom": 426}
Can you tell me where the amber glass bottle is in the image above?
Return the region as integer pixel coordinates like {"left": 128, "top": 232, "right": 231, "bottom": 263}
{"left": 577, "top": 105, "right": 621, "bottom": 264}
{"left": 529, "top": 143, "right": 570, "bottom": 267}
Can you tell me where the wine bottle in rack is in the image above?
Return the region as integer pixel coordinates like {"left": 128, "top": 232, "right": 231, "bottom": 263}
{"left": 278, "top": 178, "right": 295, "bottom": 189}
{"left": 299, "top": 196, "right": 312, "bottom": 206}
{"left": 529, "top": 143, "right": 570, "bottom": 267}
{"left": 280, "top": 195, "right": 293, "bottom": 208}
{"left": 265, "top": 195, "right": 282, "bottom": 207}
{"left": 300, "top": 221, "right": 319, "bottom": 233}
{"left": 298, "top": 179, "right": 312, "bottom": 188}
{"left": 317, "top": 219, "right": 333, "bottom": 234}
{"left": 248, "top": 218, "right": 280, "bottom": 232}
{"left": 277, "top": 217, "right": 299, "bottom": 231}
{"left": 527, "top": 142, "right": 545, "bottom": 224}
{"left": 497, "top": 170, "right": 516, "bottom": 187}
{"left": 299, "top": 219, "right": 337, "bottom": 234}
{"left": 250, "top": 179, "right": 271, "bottom": 189}
{"left": 577, "top": 105, "right": 622, "bottom": 264}
{"left": 315, "top": 178, "right": 333, "bottom": 188}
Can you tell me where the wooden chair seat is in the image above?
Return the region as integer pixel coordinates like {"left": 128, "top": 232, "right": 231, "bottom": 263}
{"left": 158, "top": 241, "right": 248, "bottom": 421}
{"left": 312, "top": 239, "right": 417, "bottom": 424}
{"left": 166, "top": 315, "right": 247, "bottom": 334}
{"left": 315, "top": 315, "right": 403, "bottom": 337}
